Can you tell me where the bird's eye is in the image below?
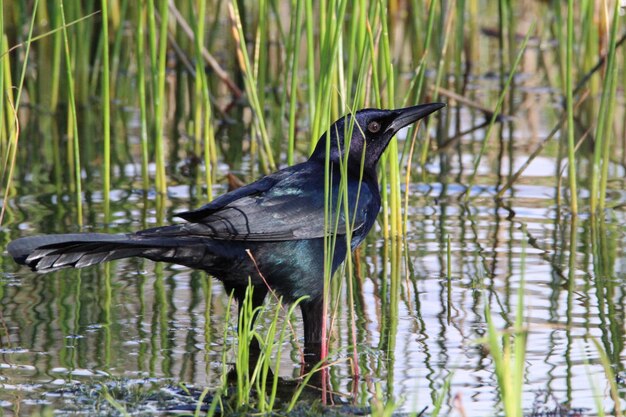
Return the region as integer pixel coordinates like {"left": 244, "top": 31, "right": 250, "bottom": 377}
{"left": 367, "top": 121, "right": 381, "bottom": 133}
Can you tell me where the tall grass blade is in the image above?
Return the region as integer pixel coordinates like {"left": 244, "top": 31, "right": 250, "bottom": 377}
{"left": 191, "top": 0, "right": 216, "bottom": 199}
{"left": 286, "top": 0, "right": 303, "bottom": 166}
{"left": 59, "top": 0, "right": 83, "bottom": 226}
{"left": 101, "top": 0, "right": 111, "bottom": 222}
{"left": 590, "top": 0, "right": 620, "bottom": 213}
{"left": 136, "top": 4, "right": 150, "bottom": 191}
{"left": 153, "top": 0, "right": 169, "bottom": 195}
{"left": 564, "top": 0, "right": 578, "bottom": 214}
{"left": 228, "top": 0, "right": 275, "bottom": 173}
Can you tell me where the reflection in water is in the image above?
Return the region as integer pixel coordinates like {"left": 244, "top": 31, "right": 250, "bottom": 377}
{"left": 1, "top": 165, "right": 624, "bottom": 415}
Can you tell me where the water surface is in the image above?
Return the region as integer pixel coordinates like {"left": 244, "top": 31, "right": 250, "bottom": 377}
{"left": 1, "top": 114, "right": 624, "bottom": 415}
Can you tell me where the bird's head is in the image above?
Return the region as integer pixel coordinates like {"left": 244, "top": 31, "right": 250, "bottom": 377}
{"left": 310, "top": 103, "right": 445, "bottom": 174}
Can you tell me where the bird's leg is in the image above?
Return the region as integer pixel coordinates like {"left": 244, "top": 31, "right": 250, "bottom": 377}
{"left": 300, "top": 296, "right": 324, "bottom": 366}
{"left": 298, "top": 296, "right": 328, "bottom": 394}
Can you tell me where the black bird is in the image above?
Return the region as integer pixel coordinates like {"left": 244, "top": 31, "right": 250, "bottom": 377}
{"left": 7, "top": 103, "right": 444, "bottom": 360}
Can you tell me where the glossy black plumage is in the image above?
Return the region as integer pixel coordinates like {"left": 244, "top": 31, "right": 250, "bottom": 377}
{"left": 7, "top": 103, "right": 445, "bottom": 360}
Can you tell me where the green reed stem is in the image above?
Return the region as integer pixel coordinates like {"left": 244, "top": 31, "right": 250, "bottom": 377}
{"left": 402, "top": 0, "right": 437, "bottom": 110}
{"left": 235, "top": 285, "right": 254, "bottom": 406}
{"left": 253, "top": 0, "right": 268, "bottom": 127}
{"left": 197, "top": 0, "right": 215, "bottom": 199}
{"left": 270, "top": 300, "right": 304, "bottom": 408}
{"left": 310, "top": 0, "right": 347, "bottom": 150}
{"left": 101, "top": 0, "right": 111, "bottom": 222}
{"left": 286, "top": 0, "right": 303, "bottom": 165}
{"left": 335, "top": 4, "right": 372, "bottom": 374}
{"left": 316, "top": 0, "right": 349, "bottom": 374}
{"left": 564, "top": 0, "right": 578, "bottom": 214}
{"left": 512, "top": 226, "right": 527, "bottom": 416}
{"left": 399, "top": 0, "right": 436, "bottom": 170}
{"left": 370, "top": 382, "right": 400, "bottom": 417}
{"left": 228, "top": 0, "right": 275, "bottom": 173}
{"left": 153, "top": 0, "right": 169, "bottom": 194}
{"left": 50, "top": 8, "right": 62, "bottom": 111}
{"left": 0, "top": 70, "right": 10, "bottom": 225}
{"left": 146, "top": 0, "right": 158, "bottom": 96}
{"left": 109, "top": 0, "right": 127, "bottom": 96}
{"left": 136, "top": 4, "right": 150, "bottom": 191}
{"left": 190, "top": 0, "right": 215, "bottom": 198}
{"left": 59, "top": 0, "right": 83, "bottom": 225}
{"left": 203, "top": 102, "right": 215, "bottom": 199}
{"left": 418, "top": 0, "right": 452, "bottom": 168}
{"left": 453, "top": 0, "right": 465, "bottom": 92}
{"left": 378, "top": 0, "right": 403, "bottom": 238}
{"left": 255, "top": 300, "right": 281, "bottom": 412}
{"left": 342, "top": 0, "right": 360, "bottom": 107}
{"left": 304, "top": 0, "right": 316, "bottom": 125}
{"left": 591, "top": 0, "right": 620, "bottom": 213}
{"left": 339, "top": 107, "right": 366, "bottom": 379}
{"left": 193, "top": 386, "right": 211, "bottom": 417}
{"left": 0, "top": 34, "right": 8, "bottom": 183}
{"left": 192, "top": 4, "right": 204, "bottom": 160}
{"left": 0, "top": 35, "right": 4, "bottom": 161}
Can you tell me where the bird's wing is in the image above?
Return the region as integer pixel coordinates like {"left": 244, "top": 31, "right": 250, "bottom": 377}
{"left": 173, "top": 163, "right": 375, "bottom": 241}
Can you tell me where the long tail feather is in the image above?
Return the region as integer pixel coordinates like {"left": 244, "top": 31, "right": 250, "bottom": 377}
{"left": 7, "top": 231, "right": 206, "bottom": 273}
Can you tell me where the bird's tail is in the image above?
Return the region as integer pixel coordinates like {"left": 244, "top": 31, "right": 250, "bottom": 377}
{"left": 7, "top": 227, "right": 206, "bottom": 273}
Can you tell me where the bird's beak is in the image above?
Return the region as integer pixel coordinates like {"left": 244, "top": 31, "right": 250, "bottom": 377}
{"left": 385, "top": 102, "right": 446, "bottom": 134}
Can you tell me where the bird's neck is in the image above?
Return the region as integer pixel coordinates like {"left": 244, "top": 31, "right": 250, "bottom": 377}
{"left": 308, "top": 156, "right": 378, "bottom": 187}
